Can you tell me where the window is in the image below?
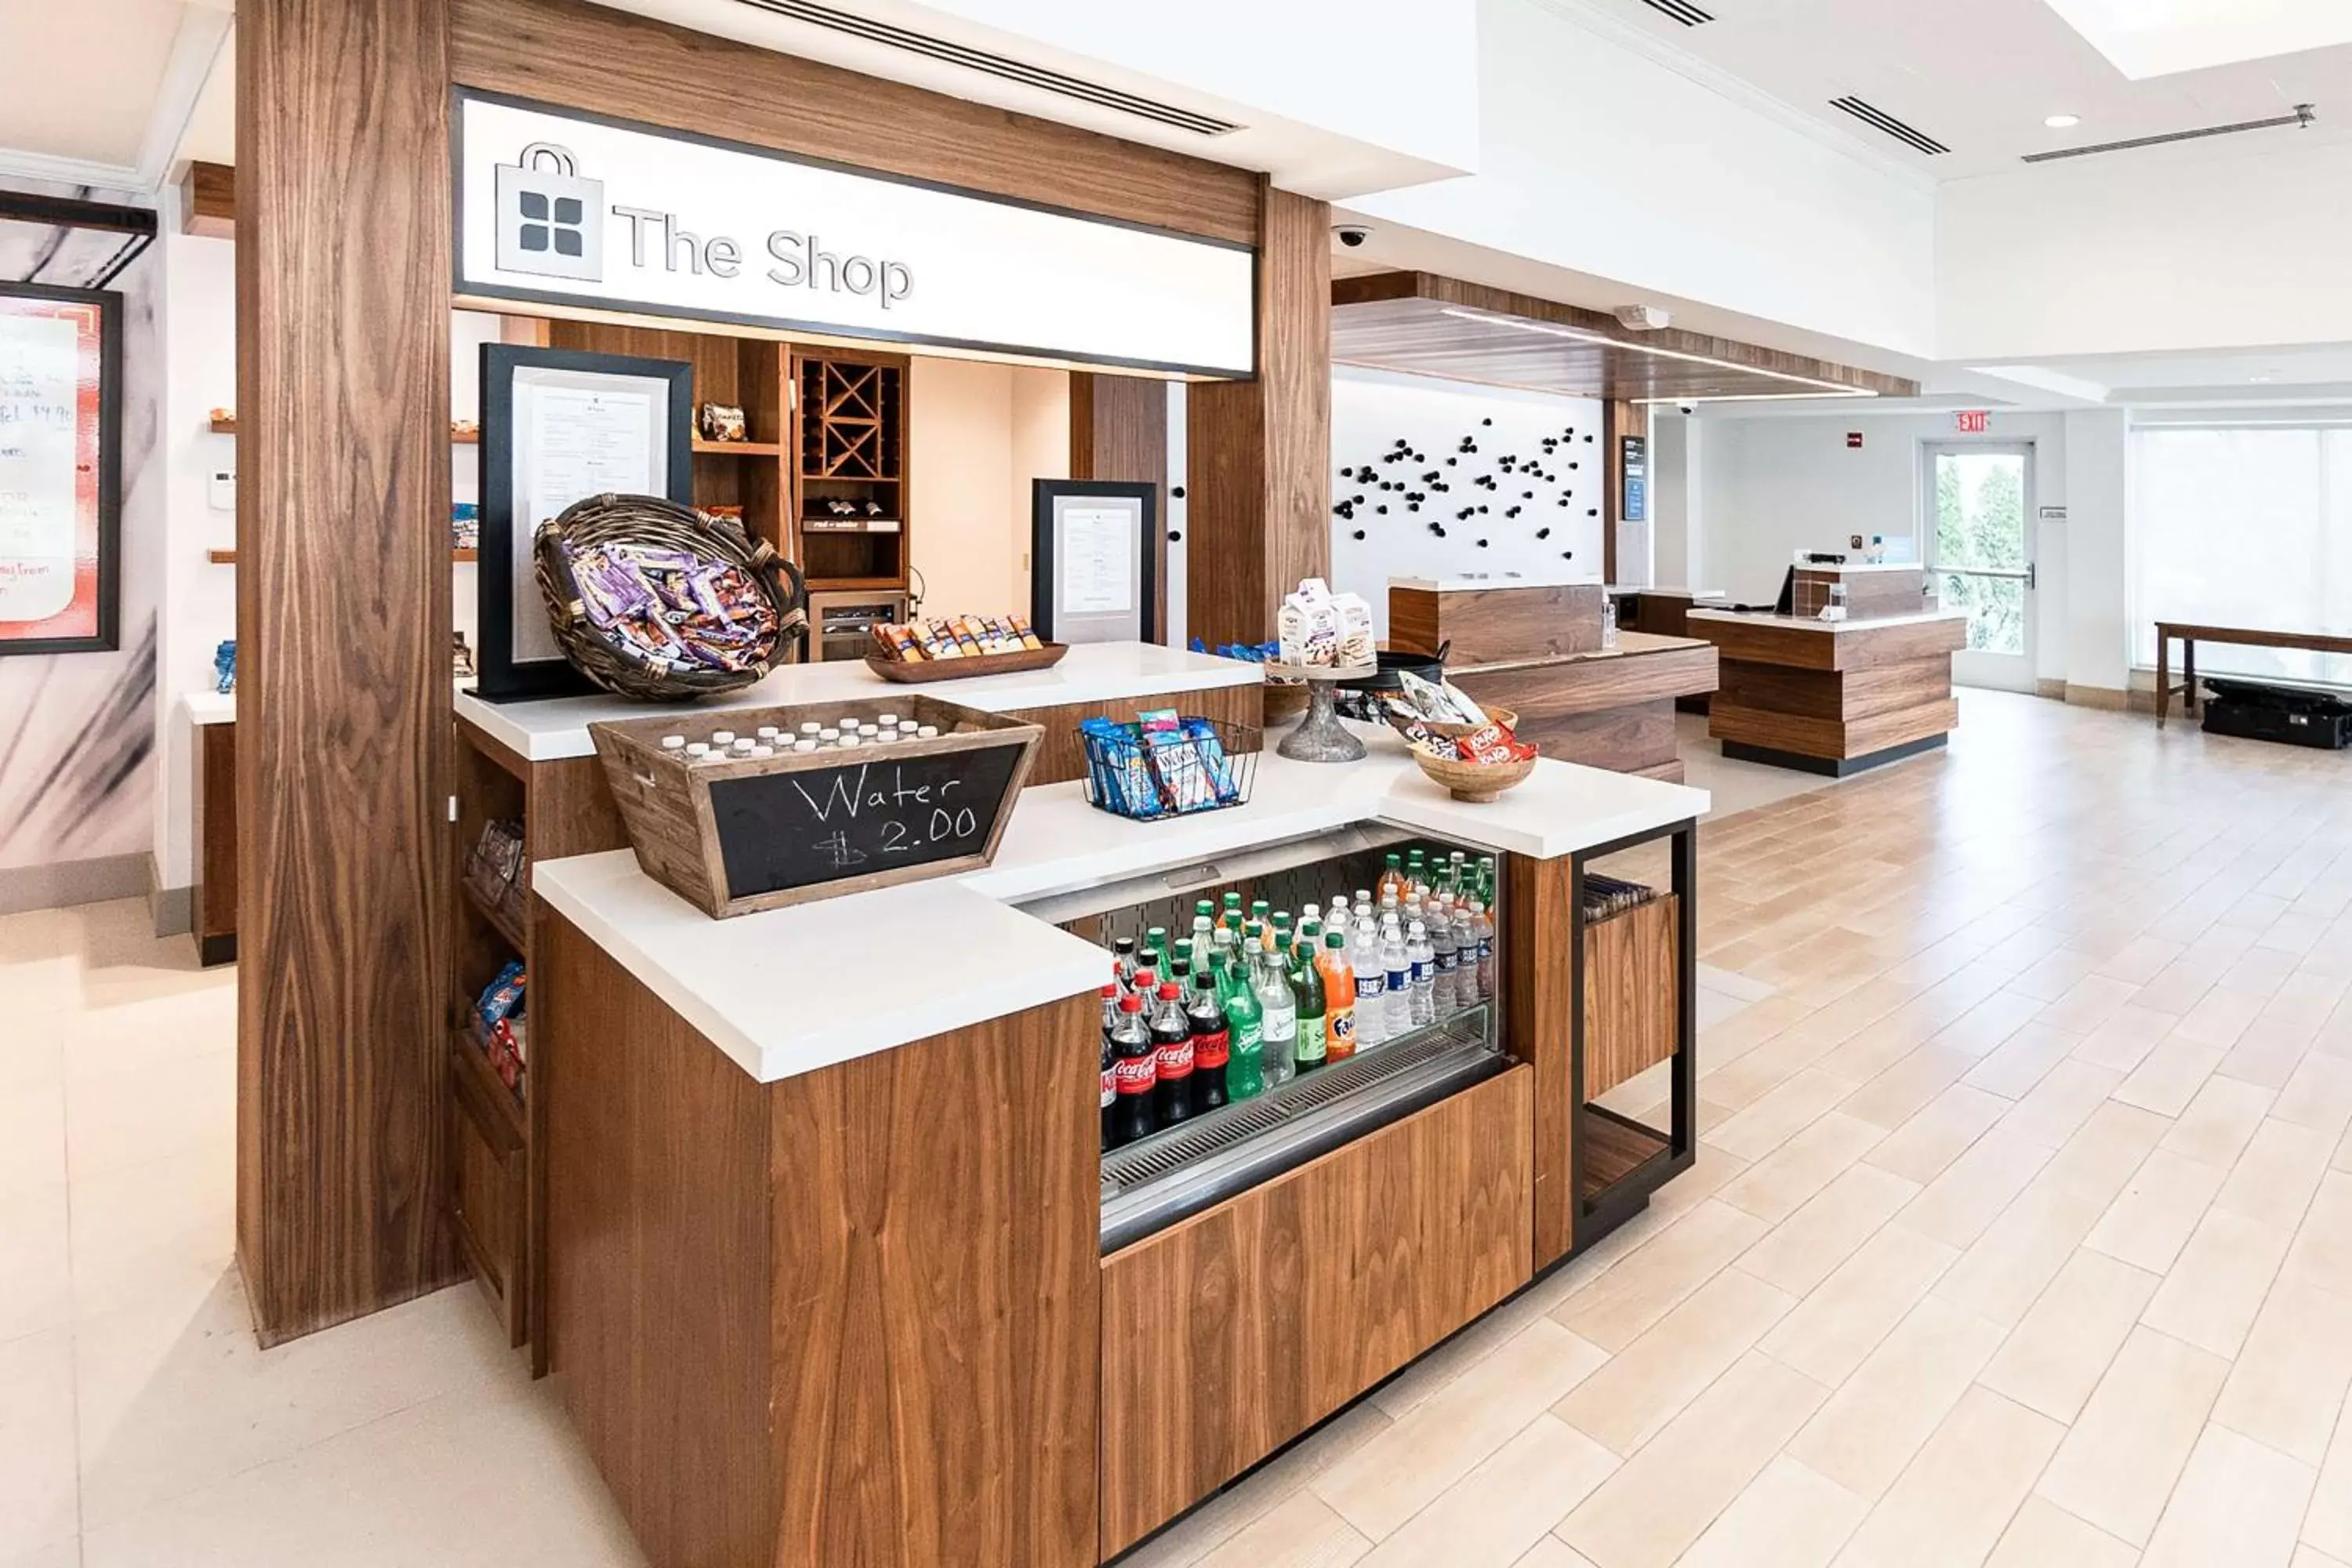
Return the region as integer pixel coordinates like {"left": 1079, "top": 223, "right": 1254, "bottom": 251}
{"left": 2131, "top": 425, "right": 2352, "bottom": 685}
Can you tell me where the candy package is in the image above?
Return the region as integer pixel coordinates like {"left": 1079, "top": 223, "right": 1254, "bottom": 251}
{"left": 1394, "top": 669, "right": 1489, "bottom": 727}
{"left": 561, "top": 536, "right": 779, "bottom": 676}
{"left": 475, "top": 960, "right": 526, "bottom": 1034}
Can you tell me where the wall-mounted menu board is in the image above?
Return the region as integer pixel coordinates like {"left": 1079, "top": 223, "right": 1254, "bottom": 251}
{"left": 0, "top": 282, "right": 119, "bottom": 655}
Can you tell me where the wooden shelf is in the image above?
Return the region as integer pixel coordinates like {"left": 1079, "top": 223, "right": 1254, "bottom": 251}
{"left": 451, "top": 1025, "right": 526, "bottom": 1145}
{"left": 211, "top": 546, "right": 476, "bottom": 565}
{"left": 461, "top": 877, "right": 526, "bottom": 952}
{"left": 209, "top": 412, "right": 477, "bottom": 445}
{"left": 804, "top": 575, "right": 908, "bottom": 593}
{"left": 693, "top": 438, "right": 782, "bottom": 456}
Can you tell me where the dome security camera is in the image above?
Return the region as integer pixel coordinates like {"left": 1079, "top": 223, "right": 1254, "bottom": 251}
{"left": 1333, "top": 224, "right": 1372, "bottom": 249}
{"left": 1676, "top": 399, "right": 1698, "bottom": 415}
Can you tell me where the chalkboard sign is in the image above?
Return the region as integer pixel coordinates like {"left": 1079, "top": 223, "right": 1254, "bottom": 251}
{"left": 708, "top": 744, "right": 1025, "bottom": 901}
{"left": 587, "top": 695, "right": 1043, "bottom": 918}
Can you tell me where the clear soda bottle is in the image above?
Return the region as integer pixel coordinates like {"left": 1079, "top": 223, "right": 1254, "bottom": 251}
{"left": 1428, "top": 898, "right": 1458, "bottom": 1015}
{"left": 1255, "top": 942, "right": 1297, "bottom": 1088}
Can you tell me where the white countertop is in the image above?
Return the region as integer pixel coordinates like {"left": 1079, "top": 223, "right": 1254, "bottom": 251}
{"left": 181, "top": 691, "right": 236, "bottom": 726}
{"left": 1391, "top": 572, "right": 1604, "bottom": 593}
{"left": 457, "top": 641, "right": 1261, "bottom": 763}
{"left": 1688, "top": 608, "right": 1967, "bottom": 634}
{"left": 533, "top": 721, "right": 1708, "bottom": 1084}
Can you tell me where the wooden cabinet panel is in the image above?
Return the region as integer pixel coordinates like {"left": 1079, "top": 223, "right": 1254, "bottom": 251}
{"left": 193, "top": 721, "right": 238, "bottom": 965}
{"left": 1585, "top": 898, "right": 1679, "bottom": 1098}
{"left": 447, "top": 1041, "right": 525, "bottom": 1345}
{"left": 1098, "top": 1066, "right": 1534, "bottom": 1558}
{"left": 1504, "top": 854, "right": 1577, "bottom": 1271}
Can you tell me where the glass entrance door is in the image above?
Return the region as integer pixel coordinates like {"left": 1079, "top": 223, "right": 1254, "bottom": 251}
{"left": 1924, "top": 442, "right": 2037, "bottom": 691}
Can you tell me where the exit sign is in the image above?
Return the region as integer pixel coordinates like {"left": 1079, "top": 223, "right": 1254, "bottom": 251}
{"left": 1956, "top": 410, "right": 1991, "bottom": 434}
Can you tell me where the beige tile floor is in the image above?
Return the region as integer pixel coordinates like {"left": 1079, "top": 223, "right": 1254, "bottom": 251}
{"left": 3, "top": 689, "right": 2349, "bottom": 1568}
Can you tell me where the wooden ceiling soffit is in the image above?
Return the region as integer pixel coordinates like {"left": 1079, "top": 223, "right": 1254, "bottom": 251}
{"left": 1330, "top": 272, "right": 1918, "bottom": 403}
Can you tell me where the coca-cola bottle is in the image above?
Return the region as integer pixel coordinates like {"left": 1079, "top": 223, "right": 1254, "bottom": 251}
{"left": 1188, "top": 970, "right": 1229, "bottom": 1114}
{"left": 1099, "top": 983, "right": 1120, "bottom": 1150}
{"left": 1150, "top": 982, "right": 1194, "bottom": 1129}
{"left": 1110, "top": 994, "right": 1156, "bottom": 1145}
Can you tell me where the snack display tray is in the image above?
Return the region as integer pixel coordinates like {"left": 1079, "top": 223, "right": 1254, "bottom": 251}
{"left": 863, "top": 642, "right": 1069, "bottom": 683}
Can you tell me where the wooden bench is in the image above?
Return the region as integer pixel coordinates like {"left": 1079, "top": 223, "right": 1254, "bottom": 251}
{"left": 2154, "top": 622, "right": 2352, "bottom": 728}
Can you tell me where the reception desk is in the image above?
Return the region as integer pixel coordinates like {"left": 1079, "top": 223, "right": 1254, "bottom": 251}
{"left": 1389, "top": 575, "right": 1719, "bottom": 779}
{"left": 1450, "top": 634, "right": 1719, "bottom": 782}
{"left": 1689, "top": 608, "right": 1969, "bottom": 775}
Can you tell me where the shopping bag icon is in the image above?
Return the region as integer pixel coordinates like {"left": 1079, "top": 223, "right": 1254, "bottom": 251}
{"left": 495, "top": 143, "right": 603, "bottom": 283}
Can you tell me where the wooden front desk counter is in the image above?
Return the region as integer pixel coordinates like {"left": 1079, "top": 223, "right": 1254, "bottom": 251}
{"left": 1689, "top": 608, "right": 1969, "bottom": 776}
{"left": 528, "top": 735, "right": 1704, "bottom": 1567}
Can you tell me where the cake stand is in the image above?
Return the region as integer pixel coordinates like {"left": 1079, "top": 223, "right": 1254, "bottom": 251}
{"left": 1268, "top": 662, "right": 1375, "bottom": 763}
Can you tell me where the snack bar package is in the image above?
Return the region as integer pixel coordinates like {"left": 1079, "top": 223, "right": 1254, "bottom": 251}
{"left": 1395, "top": 668, "right": 1489, "bottom": 727}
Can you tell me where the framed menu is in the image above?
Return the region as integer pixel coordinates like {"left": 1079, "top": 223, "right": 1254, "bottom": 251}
{"left": 1031, "top": 480, "right": 1157, "bottom": 645}
{"left": 0, "top": 282, "right": 121, "bottom": 656}
{"left": 475, "top": 343, "right": 693, "bottom": 700}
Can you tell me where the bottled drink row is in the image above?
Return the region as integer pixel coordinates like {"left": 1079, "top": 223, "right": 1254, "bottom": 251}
{"left": 1102, "top": 848, "right": 1498, "bottom": 1152}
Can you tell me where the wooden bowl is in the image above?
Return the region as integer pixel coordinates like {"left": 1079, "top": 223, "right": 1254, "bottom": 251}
{"left": 1410, "top": 746, "right": 1537, "bottom": 804}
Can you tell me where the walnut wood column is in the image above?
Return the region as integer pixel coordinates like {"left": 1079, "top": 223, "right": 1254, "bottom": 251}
{"left": 1185, "top": 183, "right": 1331, "bottom": 648}
{"left": 1069, "top": 372, "right": 1169, "bottom": 641}
{"left": 236, "top": 0, "right": 457, "bottom": 1344}
{"left": 1603, "top": 399, "right": 1647, "bottom": 586}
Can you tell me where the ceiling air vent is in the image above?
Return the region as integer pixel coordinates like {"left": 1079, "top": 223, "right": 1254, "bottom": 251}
{"left": 1633, "top": 0, "right": 1714, "bottom": 24}
{"left": 2023, "top": 103, "right": 2316, "bottom": 164}
{"left": 728, "top": 0, "right": 1241, "bottom": 136}
{"left": 1830, "top": 96, "right": 1951, "bottom": 156}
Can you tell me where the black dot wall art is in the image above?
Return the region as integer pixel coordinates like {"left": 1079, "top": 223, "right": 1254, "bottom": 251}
{"left": 1329, "top": 389, "right": 1604, "bottom": 595}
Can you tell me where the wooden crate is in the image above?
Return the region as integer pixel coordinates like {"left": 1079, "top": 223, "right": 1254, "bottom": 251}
{"left": 590, "top": 693, "right": 1040, "bottom": 918}
{"left": 1583, "top": 895, "right": 1679, "bottom": 1098}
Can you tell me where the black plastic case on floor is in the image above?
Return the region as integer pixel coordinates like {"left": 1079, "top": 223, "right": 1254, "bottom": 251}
{"left": 2201, "top": 678, "right": 2352, "bottom": 750}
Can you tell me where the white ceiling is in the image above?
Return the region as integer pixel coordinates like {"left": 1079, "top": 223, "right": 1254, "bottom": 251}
{"left": 2045, "top": 0, "right": 2352, "bottom": 81}
{"left": 1586, "top": 0, "right": 2352, "bottom": 180}
{"left": 0, "top": 0, "right": 227, "bottom": 189}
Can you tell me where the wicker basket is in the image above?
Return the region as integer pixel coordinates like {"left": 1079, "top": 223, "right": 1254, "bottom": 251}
{"left": 533, "top": 494, "right": 806, "bottom": 702}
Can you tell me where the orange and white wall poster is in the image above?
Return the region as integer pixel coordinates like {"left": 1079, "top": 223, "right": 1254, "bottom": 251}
{"left": 0, "top": 285, "right": 118, "bottom": 653}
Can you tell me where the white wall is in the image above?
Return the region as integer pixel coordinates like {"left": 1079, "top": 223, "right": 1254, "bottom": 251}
{"left": 154, "top": 223, "right": 238, "bottom": 893}
{"left": 1650, "top": 412, "right": 1700, "bottom": 591}
{"left": 907, "top": 357, "right": 1068, "bottom": 619}
{"left": 2063, "top": 409, "right": 2132, "bottom": 695}
{"left": 1329, "top": 368, "right": 1605, "bottom": 641}
{"left": 1940, "top": 138, "right": 2352, "bottom": 361}
{"left": 1695, "top": 409, "right": 2091, "bottom": 686}
{"left": 1352, "top": 0, "right": 1940, "bottom": 361}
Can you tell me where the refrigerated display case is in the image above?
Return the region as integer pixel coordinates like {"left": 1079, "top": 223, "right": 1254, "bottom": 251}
{"left": 1018, "top": 823, "right": 1511, "bottom": 1254}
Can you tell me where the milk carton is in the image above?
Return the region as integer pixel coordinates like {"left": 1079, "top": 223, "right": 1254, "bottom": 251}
{"left": 1278, "top": 579, "right": 1341, "bottom": 666}
{"left": 1331, "top": 591, "right": 1376, "bottom": 667}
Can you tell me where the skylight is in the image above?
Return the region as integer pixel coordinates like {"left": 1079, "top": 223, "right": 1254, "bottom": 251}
{"left": 2043, "top": 0, "right": 2352, "bottom": 78}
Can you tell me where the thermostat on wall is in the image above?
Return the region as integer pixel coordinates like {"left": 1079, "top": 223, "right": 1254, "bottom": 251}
{"left": 209, "top": 470, "right": 236, "bottom": 511}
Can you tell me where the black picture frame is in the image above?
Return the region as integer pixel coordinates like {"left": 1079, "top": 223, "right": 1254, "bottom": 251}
{"left": 1029, "top": 480, "right": 1159, "bottom": 646}
{"left": 0, "top": 280, "right": 122, "bottom": 658}
{"left": 475, "top": 342, "right": 694, "bottom": 701}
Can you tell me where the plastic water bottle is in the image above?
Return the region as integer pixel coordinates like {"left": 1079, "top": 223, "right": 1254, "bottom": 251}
{"left": 1428, "top": 899, "right": 1457, "bottom": 1015}
{"left": 1380, "top": 917, "right": 1410, "bottom": 1040}
{"left": 1254, "top": 942, "right": 1297, "bottom": 1089}
{"left": 1351, "top": 909, "right": 1388, "bottom": 1048}
{"left": 1455, "top": 902, "right": 1483, "bottom": 1004}
{"left": 1406, "top": 919, "right": 1436, "bottom": 1027}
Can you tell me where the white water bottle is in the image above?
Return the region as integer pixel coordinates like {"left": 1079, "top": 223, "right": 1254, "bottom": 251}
{"left": 1351, "top": 910, "right": 1387, "bottom": 1048}
{"left": 1406, "top": 919, "right": 1436, "bottom": 1027}
{"left": 1379, "top": 916, "right": 1410, "bottom": 1040}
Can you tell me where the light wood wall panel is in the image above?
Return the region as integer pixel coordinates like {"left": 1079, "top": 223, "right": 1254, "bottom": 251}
{"left": 1187, "top": 183, "right": 1331, "bottom": 648}
{"left": 1069, "top": 372, "right": 1170, "bottom": 641}
{"left": 235, "top": 0, "right": 458, "bottom": 1345}
{"left": 447, "top": 0, "right": 1257, "bottom": 245}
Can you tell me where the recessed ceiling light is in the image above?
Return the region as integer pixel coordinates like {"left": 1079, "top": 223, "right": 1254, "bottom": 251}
{"left": 2045, "top": 113, "right": 2082, "bottom": 129}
